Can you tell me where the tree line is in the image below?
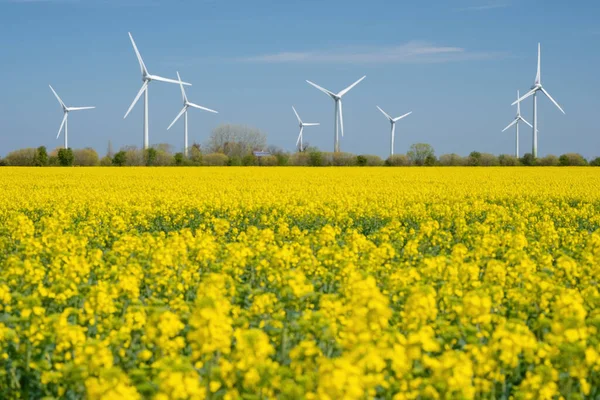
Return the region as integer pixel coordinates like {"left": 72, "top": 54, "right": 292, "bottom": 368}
{"left": 1, "top": 124, "right": 599, "bottom": 167}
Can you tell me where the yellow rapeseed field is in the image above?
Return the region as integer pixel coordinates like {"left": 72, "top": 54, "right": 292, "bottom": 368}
{"left": 1, "top": 167, "right": 600, "bottom": 399}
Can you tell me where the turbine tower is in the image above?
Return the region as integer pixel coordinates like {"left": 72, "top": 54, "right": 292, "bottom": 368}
{"left": 502, "top": 90, "right": 532, "bottom": 158}
{"left": 124, "top": 33, "right": 191, "bottom": 150}
{"left": 306, "top": 76, "right": 366, "bottom": 152}
{"left": 376, "top": 106, "right": 412, "bottom": 158}
{"left": 167, "top": 72, "right": 218, "bottom": 157}
{"left": 49, "top": 85, "right": 95, "bottom": 149}
{"left": 512, "top": 43, "right": 565, "bottom": 158}
{"left": 292, "top": 106, "right": 319, "bottom": 152}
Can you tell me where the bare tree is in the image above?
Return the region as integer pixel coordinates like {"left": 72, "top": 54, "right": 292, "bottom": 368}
{"left": 206, "top": 124, "right": 267, "bottom": 158}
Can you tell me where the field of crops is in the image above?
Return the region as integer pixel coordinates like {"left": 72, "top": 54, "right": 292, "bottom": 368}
{"left": 1, "top": 167, "right": 600, "bottom": 399}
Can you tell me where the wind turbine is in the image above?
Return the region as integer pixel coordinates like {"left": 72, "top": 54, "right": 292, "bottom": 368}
{"left": 124, "top": 33, "right": 191, "bottom": 150}
{"left": 512, "top": 43, "right": 565, "bottom": 158}
{"left": 49, "top": 85, "right": 95, "bottom": 149}
{"left": 306, "top": 76, "right": 366, "bottom": 152}
{"left": 292, "top": 106, "right": 319, "bottom": 152}
{"left": 167, "top": 72, "right": 218, "bottom": 157}
{"left": 376, "top": 106, "right": 412, "bottom": 157}
{"left": 502, "top": 90, "right": 532, "bottom": 158}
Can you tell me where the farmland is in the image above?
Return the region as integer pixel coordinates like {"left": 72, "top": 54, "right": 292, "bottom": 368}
{"left": 1, "top": 167, "right": 600, "bottom": 399}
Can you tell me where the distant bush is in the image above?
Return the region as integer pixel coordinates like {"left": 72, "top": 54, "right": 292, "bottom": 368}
{"left": 559, "top": 153, "right": 587, "bottom": 166}
{"left": 386, "top": 154, "right": 411, "bottom": 166}
{"left": 590, "top": 157, "right": 600, "bottom": 167}
{"left": 537, "top": 155, "right": 560, "bottom": 166}
{"left": 308, "top": 151, "right": 323, "bottom": 167}
{"left": 123, "top": 147, "right": 144, "bottom": 166}
{"left": 242, "top": 154, "right": 258, "bottom": 166}
{"left": 438, "top": 153, "right": 466, "bottom": 166}
{"left": 5, "top": 148, "right": 36, "bottom": 166}
{"left": 357, "top": 155, "right": 384, "bottom": 166}
{"left": 203, "top": 153, "right": 229, "bottom": 166}
{"left": 498, "top": 154, "right": 520, "bottom": 166}
{"left": 100, "top": 156, "right": 113, "bottom": 166}
{"left": 227, "top": 156, "right": 242, "bottom": 166}
{"left": 479, "top": 153, "right": 500, "bottom": 166}
{"left": 0, "top": 158, "right": 7, "bottom": 167}
{"left": 259, "top": 155, "right": 278, "bottom": 166}
{"left": 323, "top": 152, "right": 356, "bottom": 166}
{"left": 289, "top": 153, "right": 310, "bottom": 166}
{"left": 268, "top": 147, "right": 289, "bottom": 166}
{"left": 73, "top": 148, "right": 100, "bottom": 166}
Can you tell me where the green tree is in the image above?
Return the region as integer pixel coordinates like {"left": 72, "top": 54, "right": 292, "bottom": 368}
{"left": 308, "top": 150, "right": 323, "bottom": 167}
{"left": 174, "top": 152, "right": 184, "bottom": 166}
{"left": 407, "top": 143, "right": 435, "bottom": 166}
{"left": 242, "top": 154, "right": 258, "bottom": 166}
{"left": 590, "top": 157, "right": 600, "bottom": 166}
{"left": 34, "top": 146, "right": 48, "bottom": 166}
{"left": 520, "top": 153, "right": 536, "bottom": 166}
{"left": 145, "top": 148, "right": 157, "bottom": 166}
{"left": 424, "top": 154, "right": 437, "bottom": 166}
{"left": 468, "top": 151, "right": 482, "bottom": 166}
{"left": 356, "top": 155, "right": 368, "bottom": 166}
{"left": 559, "top": 153, "right": 587, "bottom": 166}
{"left": 57, "top": 148, "right": 74, "bottom": 166}
{"left": 112, "top": 151, "right": 127, "bottom": 166}
{"left": 207, "top": 124, "right": 267, "bottom": 158}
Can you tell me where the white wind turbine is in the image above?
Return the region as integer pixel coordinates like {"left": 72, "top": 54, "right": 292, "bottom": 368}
{"left": 49, "top": 85, "right": 95, "bottom": 149}
{"left": 167, "top": 72, "right": 218, "bottom": 157}
{"left": 376, "top": 106, "right": 412, "bottom": 157}
{"left": 512, "top": 43, "right": 565, "bottom": 158}
{"left": 502, "top": 90, "right": 532, "bottom": 158}
{"left": 292, "top": 106, "right": 319, "bottom": 152}
{"left": 124, "top": 33, "right": 191, "bottom": 150}
{"left": 306, "top": 76, "right": 366, "bottom": 152}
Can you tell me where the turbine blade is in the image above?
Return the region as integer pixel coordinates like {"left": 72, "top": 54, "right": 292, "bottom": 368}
{"left": 167, "top": 106, "right": 188, "bottom": 130}
{"left": 393, "top": 111, "right": 412, "bottom": 122}
{"left": 68, "top": 106, "right": 96, "bottom": 111}
{"left": 338, "top": 75, "right": 366, "bottom": 97}
{"left": 151, "top": 75, "right": 192, "bottom": 86}
{"left": 177, "top": 71, "right": 188, "bottom": 103}
{"left": 296, "top": 128, "right": 303, "bottom": 147}
{"left": 376, "top": 106, "right": 393, "bottom": 121}
{"left": 520, "top": 117, "right": 533, "bottom": 128}
{"left": 124, "top": 81, "right": 148, "bottom": 119}
{"left": 306, "top": 80, "right": 336, "bottom": 98}
{"left": 540, "top": 87, "right": 565, "bottom": 114}
{"left": 49, "top": 85, "right": 66, "bottom": 109}
{"left": 57, "top": 113, "right": 68, "bottom": 139}
{"left": 188, "top": 103, "right": 218, "bottom": 113}
{"left": 339, "top": 100, "right": 344, "bottom": 137}
{"left": 292, "top": 106, "right": 302, "bottom": 123}
{"left": 128, "top": 32, "right": 148, "bottom": 76}
{"left": 511, "top": 88, "right": 537, "bottom": 106}
{"left": 302, "top": 123, "right": 320, "bottom": 126}
{"left": 502, "top": 119, "right": 518, "bottom": 132}
{"left": 516, "top": 90, "right": 521, "bottom": 114}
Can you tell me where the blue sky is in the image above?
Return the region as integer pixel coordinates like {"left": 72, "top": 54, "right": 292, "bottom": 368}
{"left": 0, "top": 0, "right": 599, "bottom": 159}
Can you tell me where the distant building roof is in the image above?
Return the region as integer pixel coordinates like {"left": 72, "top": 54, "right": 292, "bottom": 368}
{"left": 253, "top": 151, "right": 271, "bottom": 157}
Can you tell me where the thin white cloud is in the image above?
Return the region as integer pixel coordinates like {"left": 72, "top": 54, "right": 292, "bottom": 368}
{"left": 458, "top": 3, "right": 509, "bottom": 11}
{"left": 241, "top": 41, "right": 503, "bottom": 65}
